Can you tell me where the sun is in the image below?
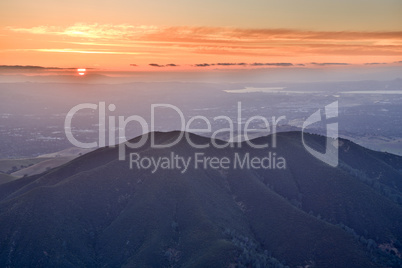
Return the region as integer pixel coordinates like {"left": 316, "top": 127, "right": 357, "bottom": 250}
{"left": 77, "top": 68, "right": 86, "bottom": 76}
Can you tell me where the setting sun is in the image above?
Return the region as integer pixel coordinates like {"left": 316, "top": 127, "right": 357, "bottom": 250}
{"left": 77, "top": 68, "right": 86, "bottom": 76}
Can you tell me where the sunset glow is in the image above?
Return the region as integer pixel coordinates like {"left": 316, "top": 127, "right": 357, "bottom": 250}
{"left": 0, "top": 0, "right": 401, "bottom": 76}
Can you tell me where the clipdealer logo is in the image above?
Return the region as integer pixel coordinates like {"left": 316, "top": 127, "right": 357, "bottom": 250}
{"left": 302, "top": 101, "right": 338, "bottom": 167}
{"left": 64, "top": 101, "right": 338, "bottom": 171}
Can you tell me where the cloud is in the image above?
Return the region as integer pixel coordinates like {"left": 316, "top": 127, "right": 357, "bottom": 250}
{"left": 5, "top": 23, "right": 402, "bottom": 59}
{"left": 148, "top": 63, "right": 178, "bottom": 67}
{"left": 5, "top": 48, "right": 145, "bottom": 55}
{"left": 216, "top": 63, "right": 247, "bottom": 66}
{"left": 0, "top": 65, "right": 95, "bottom": 72}
{"left": 310, "top": 62, "right": 350, "bottom": 66}
{"left": 0, "top": 65, "right": 96, "bottom": 75}
{"left": 364, "top": 62, "right": 387, "bottom": 65}
{"left": 149, "top": 63, "right": 164, "bottom": 67}
{"left": 191, "top": 61, "right": 366, "bottom": 68}
{"left": 195, "top": 62, "right": 294, "bottom": 67}
{"left": 251, "top": 63, "right": 293, "bottom": 66}
{"left": 394, "top": 61, "right": 402, "bottom": 64}
{"left": 6, "top": 24, "right": 159, "bottom": 40}
{"left": 0, "top": 65, "right": 75, "bottom": 70}
{"left": 194, "top": 63, "right": 210, "bottom": 67}
{"left": 8, "top": 24, "right": 402, "bottom": 42}
{"left": 36, "top": 48, "right": 143, "bottom": 55}
{"left": 130, "top": 64, "right": 138, "bottom": 67}
{"left": 193, "top": 62, "right": 357, "bottom": 68}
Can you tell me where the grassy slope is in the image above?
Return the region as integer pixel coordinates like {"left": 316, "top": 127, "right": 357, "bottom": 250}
{"left": 11, "top": 156, "right": 75, "bottom": 177}
{"left": 0, "top": 173, "right": 16, "bottom": 185}
{"left": 0, "top": 157, "right": 50, "bottom": 173}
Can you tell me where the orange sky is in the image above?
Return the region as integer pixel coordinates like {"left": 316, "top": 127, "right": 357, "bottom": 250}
{"left": 1, "top": 0, "right": 401, "bottom": 75}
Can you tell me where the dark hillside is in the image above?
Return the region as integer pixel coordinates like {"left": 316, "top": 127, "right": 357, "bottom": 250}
{"left": 0, "top": 131, "right": 401, "bottom": 267}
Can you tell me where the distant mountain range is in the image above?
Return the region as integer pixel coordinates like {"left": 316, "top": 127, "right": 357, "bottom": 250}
{"left": 0, "top": 131, "right": 401, "bottom": 267}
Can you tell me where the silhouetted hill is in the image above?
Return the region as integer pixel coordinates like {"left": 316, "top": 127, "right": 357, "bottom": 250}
{"left": 0, "top": 131, "right": 401, "bottom": 267}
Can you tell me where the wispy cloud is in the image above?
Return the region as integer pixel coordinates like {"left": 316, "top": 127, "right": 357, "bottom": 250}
{"left": 310, "top": 62, "right": 350, "bottom": 66}
{"left": 4, "top": 23, "right": 402, "bottom": 65}
{"left": 35, "top": 48, "right": 144, "bottom": 55}
{"left": 251, "top": 62, "right": 293, "bottom": 66}
{"left": 6, "top": 24, "right": 159, "bottom": 39}
{"left": 148, "top": 63, "right": 179, "bottom": 67}
{"left": 7, "top": 23, "right": 402, "bottom": 46}
{"left": 364, "top": 62, "right": 387, "bottom": 65}
{"left": 0, "top": 65, "right": 94, "bottom": 74}
{"left": 149, "top": 63, "right": 164, "bottom": 67}
{"left": 7, "top": 24, "right": 402, "bottom": 41}
{"left": 194, "top": 63, "right": 210, "bottom": 67}
{"left": 0, "top": 65, "right": 75, "bottom": 70}
{"left": 193, "top": 62, "right": 294, "bottom": 67}
{"left": 216, "top": 63, "right": 247, "bottom": 66}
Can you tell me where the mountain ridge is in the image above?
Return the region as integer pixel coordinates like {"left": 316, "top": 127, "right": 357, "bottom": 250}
{"left": 0, "top": 131, "right": 401, "bottom": 267}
